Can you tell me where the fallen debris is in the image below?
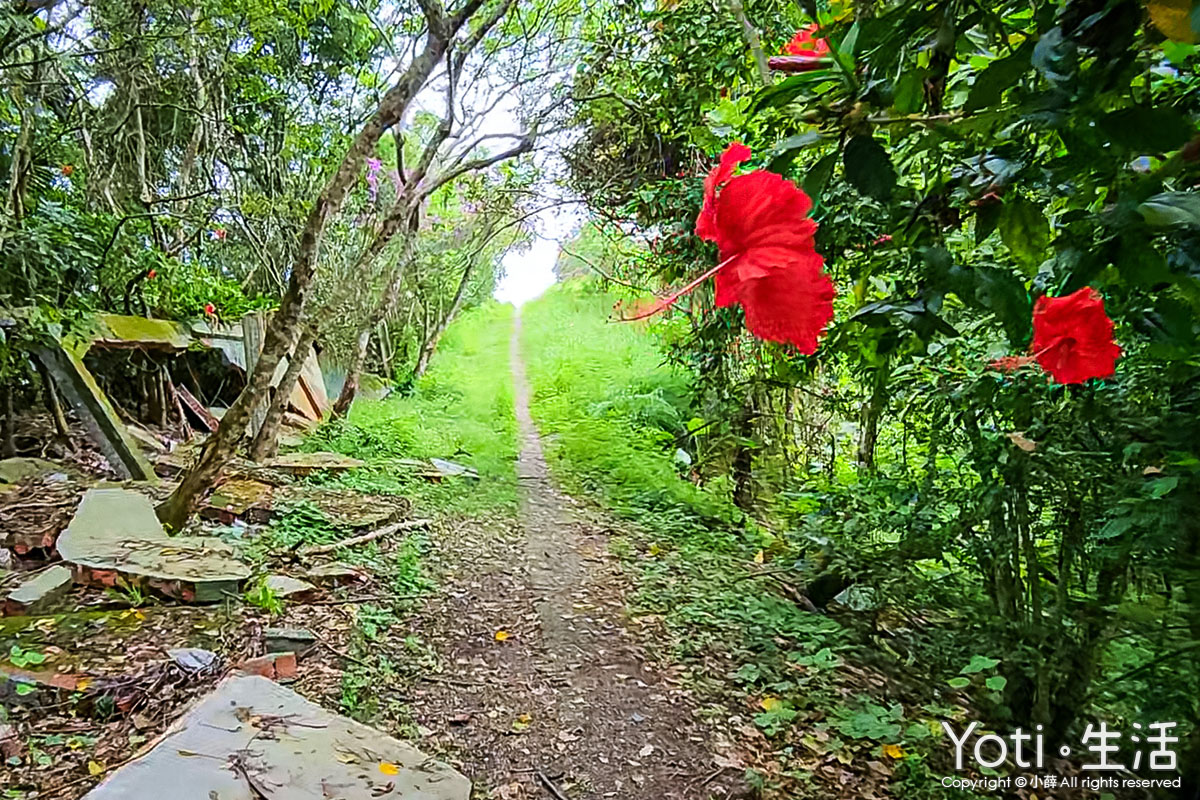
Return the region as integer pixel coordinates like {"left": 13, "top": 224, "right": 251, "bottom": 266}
{"left": 276, "top": 486, "right": 410, "bottom": 528}
{"left": 298, "top": 518, "right": 432, "bottom": 557}
{"left": 264, "top": 574, "right": 317, "bottom": 599}
{"left": 0, "top": 457, "right": 65, "bottom": 485}
{"left": 304, "top": 562, "right": 371, "bottom": 585}
{"left": 264, "top": 452, "right": 364, "bottom": 474}
{"left": 168, "top": 648, "right": 220, "bottom": 675}
{"left": 430, "top": 457, "right": 479, "bottom": 480}
{"left": 236, "top": 651, "right": 298, "bottom": 682}
{"left": 82, "top": 675, "right": 472, "bottom": 799}
{"left": 201, "top": 478, "right": 275, "bottom": 524}
{"left": 263, "top": 627, "right": 317, "bottom": 655}
{"left": 175, "top": 385, "right": 221, "bottom": 432}
{"left": 58, "top": 488, "right": 250, "bottom": 602}
{"left": 4, "top": 564, "right": 73, "bottom": 616}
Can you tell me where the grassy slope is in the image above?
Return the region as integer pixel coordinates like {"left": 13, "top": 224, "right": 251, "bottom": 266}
{"left": 520, "top": 282, "right": 980, "bottom": 799}
{"left": 275, "top": 302, "right": 517, "bottom": 723}
{"left": 307, "top": 301, "right": 518, "bottom": 517}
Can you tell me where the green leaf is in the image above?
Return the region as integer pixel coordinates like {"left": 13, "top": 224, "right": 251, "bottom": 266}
{"left": 750, "top": 73, "right": 830, "bottom": 113}
{"left": 804, "top": 153, "right": 839, "bottom": 203}
{"left": 999, "top": 197, "right": 1050, "bottom": 269}
{"left": 1138, "top": 192, "right": 1200, "bottom": 228}
{"left": 1098, "top": 107, "right": 1194, "bottom": 153}
{"left": 892, "top": 72, "right": 924, "bottom": 115}
{"left": 961, "top": 655, "right": 1000, "bottom": 674}
{"left": 984, "top": 676, "right": 1008, "bottom": 692}
{"left": 947, "top": 676, "right": 971, "bottom": 689}
{"left": 1148, "top": 476, "right": 1179, "bottom": 499}
{"left": 843, "top": 136, "right": 896, "bottom": 202}
{"left": 767, "top": 132, "right": 823, "bottom": 174}
{"left": 965, "top": 42, "right": 1034, "bottom": 113}
{"left": 975, "top": 203, "right": 1002, "bottom": 245}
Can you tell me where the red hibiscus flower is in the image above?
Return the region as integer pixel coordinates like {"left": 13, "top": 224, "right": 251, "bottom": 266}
{"left": 204, "top": 303, "right": 216, "bottom": 316}
{"left": 60, "top": 164, "right": 74, "bottom": 177}
{"left": 146, "top": 269, "right": 157, "bottom": 280}
{"left": 1030, "top": 287, "right": 1121, "bottom": 385}
{"left": 624, "top": 144, "right": 834, "bottom": 354}
{"left": 212, "top": 228, "right": 227, "bottom": 241}
{"left": 783, "top": 24, "right": 830, "bottom": 58}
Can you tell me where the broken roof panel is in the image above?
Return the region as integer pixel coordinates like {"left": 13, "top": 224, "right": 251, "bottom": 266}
{"left": 91, "top": 314, "right": 192, "bottom": 352}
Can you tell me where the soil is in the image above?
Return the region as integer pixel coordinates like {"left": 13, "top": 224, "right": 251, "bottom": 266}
{"left": 396, "top": 310, "right": 744, "bottom": 799}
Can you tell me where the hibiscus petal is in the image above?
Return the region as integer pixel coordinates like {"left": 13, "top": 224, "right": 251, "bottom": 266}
{"left": 696, "top": 142, "right": 752, "bottom": 241}
{"left": 1031, "top": 287, "right": 1122, "bottom": 384}
{"left": 736, "top": 252, "right": 834, "bottom": 354}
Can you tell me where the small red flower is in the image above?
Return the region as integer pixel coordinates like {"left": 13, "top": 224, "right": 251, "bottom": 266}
{"left": 60, "top": 164, "right": 74, "bottom": 177}
{"left": 213, "top": 228, "right": 227, "bottom": 241}
{"left": 204, "top": 303, "right": 216, "bottom": 316}
{"left": 1030, "top": 287, "right": 1121, "bottom": 385}
{"left": 623, "top": 144, "right": 834, "bottom": 353}
{"left": 782, "top": 24, "right": 830, "bottom": 58}
{"left": 146, "top": 269, "right": 157, "bottom": 280}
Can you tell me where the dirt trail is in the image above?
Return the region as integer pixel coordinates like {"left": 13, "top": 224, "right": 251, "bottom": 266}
{"left": 404, "top": 310, "right": 744, "bottom": 800}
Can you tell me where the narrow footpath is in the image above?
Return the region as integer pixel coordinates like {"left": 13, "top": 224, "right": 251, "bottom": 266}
{"left": 402, "top": 310, "right": 746, "bottom": 799}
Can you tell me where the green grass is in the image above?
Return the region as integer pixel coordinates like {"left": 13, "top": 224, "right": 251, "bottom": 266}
{"left": 520, "top": 281, "right": 739, "bottom": 534}
{"left": 306, "top": 301, "right": 519, "bottom": 517}
{"left": 519, "top": 281, "right": 984, "bottom": 799}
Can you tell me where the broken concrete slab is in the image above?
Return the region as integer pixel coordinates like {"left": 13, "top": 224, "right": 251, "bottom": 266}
{"left": 82, "top": 675, "right": 471, "bottom": 800}
{"left": 4, "top": 565, "right": 73, "bottom": 616}
{"left": 30, "top": 344, "right": 158, "bottom": 482}
{"left": 263, "top": 627, "right": 317, "bottom": 655}
{"left": 264, "top": 574, "right": 316, "bottom": 599}
{"left": 277, "top": 486, "right": 409, "bottom": 528}
{"left": 304, "top": 562, "right": 370, "bottom": 585}
{"left": 265, "top": 452, "right": 364, "bottom": 475}
{"left": 201, "top": 478, "right": 275, "bottom": 524}
{"left": 58, "top": 488, "right": 250, "bottom": 602}
{"left": 0, "top": 457, "right": 65, "bottom": 485}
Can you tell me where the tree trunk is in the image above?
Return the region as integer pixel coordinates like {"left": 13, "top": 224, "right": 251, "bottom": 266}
{"left": 250, "top": 324, "right": 317, "bottom": 462}
{"left": 36, "top": 360, "right": 71, "bottom": 441}
{"left": 330, "top": 235, "right": 416, "bottom": 419}
{"left": 1, "top": 382, "right": 16, "bottom": 458}
{"left": 155, "top": 32, "right": 451, "bottom": 532}
{"left": 413, "top": 253, "right": 478, "bottom": 378}
{"left": 857, "top": 369, "right": 889, "bottom": 473}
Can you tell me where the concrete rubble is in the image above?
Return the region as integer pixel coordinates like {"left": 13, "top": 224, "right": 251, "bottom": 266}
{"left": 82, "top": 675, "right": 471, "bottom": 800}
{"left": 4, "top": 564, "right": 73, "bottom": 615}
{"left": 58, "top": 488, "right": 250, "bottom": 602}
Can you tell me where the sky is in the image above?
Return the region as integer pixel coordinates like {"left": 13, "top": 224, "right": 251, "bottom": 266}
{"left": 494, "top": 205, "right": 583, "bottom": 306}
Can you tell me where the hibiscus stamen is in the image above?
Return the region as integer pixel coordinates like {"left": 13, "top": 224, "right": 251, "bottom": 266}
{"left": 617, "top": 255, "right": 738, "bottom": 322}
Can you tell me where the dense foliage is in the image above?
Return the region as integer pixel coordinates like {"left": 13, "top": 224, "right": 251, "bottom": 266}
{"left": 566, "top": 0, "right": 1200, "bottom": 793}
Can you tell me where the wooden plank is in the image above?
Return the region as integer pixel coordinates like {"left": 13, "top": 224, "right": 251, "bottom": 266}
{"left": 30, "top": 344, "right": 158, "bottom": 482}
{"left": 176, "top": 385, "right": 220, "bottom": 432}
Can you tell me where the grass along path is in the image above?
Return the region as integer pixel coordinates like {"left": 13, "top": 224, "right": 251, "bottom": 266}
{"left": 297, "top": 301, "right": 741, "bottom": 799}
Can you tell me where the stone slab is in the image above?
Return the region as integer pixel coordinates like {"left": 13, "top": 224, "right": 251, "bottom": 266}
{"left": 31, "top": 344, "right": 158, "bottom": 482}
{"left": 265, "top": 452, "right": 364, "bottom": 474}
{"left": 82, "top": 675, "right": 471, "bottom": 800}
{"left": 58, "top": 488, "right": 249, "bottom": 602}
{"left": 5, "top": 565, "right": 73, "bottom": 615}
